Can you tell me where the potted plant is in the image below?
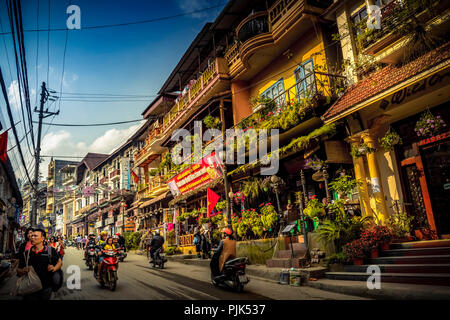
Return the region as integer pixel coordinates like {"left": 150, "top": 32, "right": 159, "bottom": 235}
{"left": 379, "top": 128, "right": 402, "bottom": 151}
{"left": 303, "top": 196, "right": 325, "bottom": 219}
{"left": 350, "top": 142, "right": 376, "bottom": 158}
{"left": 387, "top": 211, "right": 414, "bottom": 242}
{"left": 259, "top": 203, "right": 278, "bottom": 232}
{"left": 203, "top": 115, "right": 221, "bottom": 130}
{"left": 329, "top": 175, "right": 361, "bottom": 199}
{"left": 414, "top": 110, "right": 446, "bottom": 137}
{"left": 343, "top": 239, "right": 365, "bottom": 265}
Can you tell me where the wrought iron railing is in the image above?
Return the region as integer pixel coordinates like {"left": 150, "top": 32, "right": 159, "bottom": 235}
{"left": 237, "top": 12, "right": 269, "bottom": 44}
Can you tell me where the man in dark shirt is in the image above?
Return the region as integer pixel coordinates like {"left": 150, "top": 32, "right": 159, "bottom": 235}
{"left": 17, "top": 229, "right": 62, "bottom": 300}
{"left": 149, "top": 230, "right": 164, "bottom": 263}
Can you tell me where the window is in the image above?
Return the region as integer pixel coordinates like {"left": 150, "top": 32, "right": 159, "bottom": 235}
{"left": 375, "top": 0, "right": 393, "bottom": 7}
{"left": 351, "top": 6, "right": 368, "bottom": 37}
{"left": 260, "top": 79, "right": 285, "bottom": 107}
{"left": 294, "top": 59, "right": 315, "bottom": 99}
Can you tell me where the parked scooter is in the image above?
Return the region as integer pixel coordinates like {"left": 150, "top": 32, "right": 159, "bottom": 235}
{"left": 210, "top": 248, "right": 249, "bottom": 292}
{"left": 99, "top": 249, "right": 119, "bottom": 291}
{"left": 150, "top": 247, "right": 166, "bottom": 269}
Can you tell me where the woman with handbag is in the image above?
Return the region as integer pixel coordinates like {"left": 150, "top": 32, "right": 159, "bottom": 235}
{"left": 16, "top": 229, "right": 62, "bottom": 300}
{"left": 57, "top": 236, "right": 65, "bottom": 261}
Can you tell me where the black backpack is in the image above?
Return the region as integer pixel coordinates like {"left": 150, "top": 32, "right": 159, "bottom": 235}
{"left": 47, "top": 246, "right": 64, "bottom": 292}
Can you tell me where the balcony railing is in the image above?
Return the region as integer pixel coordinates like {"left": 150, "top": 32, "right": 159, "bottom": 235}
{"left": 63, "top": 175, "right": 75, "bottom": 184}
{"left": 236, "top": 12, "right": 269, "bottom": 44}
{"left": 110, "top": 169, "right": 120, "bottom": 179}
{"left": 99, "top": 176, "right": 107, "bottom": 185}
{"left": 161, "top": 57, "right": 227, "bottom": 132}
{"left": 180, "top": 234, "right": 194, "bottom": 247}
{"left": 357, "top": 0, "right": 442, "bottom": 52}
{"left": 268, "top": 0, "right": 296, "bottom": 25}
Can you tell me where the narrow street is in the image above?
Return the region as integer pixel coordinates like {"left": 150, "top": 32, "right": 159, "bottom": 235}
{"left": 1, "top": 248, "right": 366, "bottom": 300}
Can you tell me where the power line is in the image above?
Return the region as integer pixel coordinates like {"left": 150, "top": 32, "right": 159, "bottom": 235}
{"left": 0, "top": 3, "right": 226, "bottom": 35}
{"left": 34, "top": 118, "right": 147, "bottom": 127}
{"left": 0, "top": 65, "right": 36, "bottom": 192}
{"left": 6, "top": 0, "right": 34, "bottom": 157}
{"left": 46, "top": 0, "right": 50, "bottom": 86}
{"left": 34, "top": 0, "right": 40, "bottom": 108}
{"left": 59, "top": 99, "right": 151, "bottom": 102}
{"left": 58, "top": 92, "right": 158, "bottom": 97}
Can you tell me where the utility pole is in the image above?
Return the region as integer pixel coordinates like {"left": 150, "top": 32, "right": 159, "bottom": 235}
{"left": 30, "top": 82, "right": 59, "bottom": 228}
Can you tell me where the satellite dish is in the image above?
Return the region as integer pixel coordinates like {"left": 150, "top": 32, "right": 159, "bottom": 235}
{"left": 312, "top": 170, "right": 324, "bottom": 182}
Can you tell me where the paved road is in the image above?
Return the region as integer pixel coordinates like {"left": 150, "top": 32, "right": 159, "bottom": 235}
{"left": 1, "top": 248, "right": 367, "bottom": 300}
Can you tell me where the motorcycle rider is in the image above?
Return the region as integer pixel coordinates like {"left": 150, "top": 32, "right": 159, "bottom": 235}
{"left": 210, "top": 228, "right": 236, "bottom": 279}
{"left": 97, "top": 236, "right": 116, "bottom": 281}
{"left": 84, "top": 233, "right": 96, "bottom": 260}
{"left": 94, "top": 231, "right": 108, "bottom": 279}
{"left": 115, "top": 232, "right": 126, "bottom": 252}
{"left": 149, "top": 230, "right": 164, "bottom": 263}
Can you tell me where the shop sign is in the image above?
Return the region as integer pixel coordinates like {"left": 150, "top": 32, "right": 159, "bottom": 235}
{"left": 380, "top": 69, "right": 450, "bottom": 110}
{"left": 418, "top": 131, "right": 450, "bottom": 147}
{"left": 105, "top": 217, "right": 115, "bottom": 225}
{"left": 95, "top": 221, "right": 103, "bottom": 228}
{"left": 167, "top": 151, "right": 223, "bottom": 196}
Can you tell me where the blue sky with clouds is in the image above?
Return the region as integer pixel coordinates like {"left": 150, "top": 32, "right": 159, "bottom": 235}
{"left": 0, "top": 0, "right": 226, "bottom": 181}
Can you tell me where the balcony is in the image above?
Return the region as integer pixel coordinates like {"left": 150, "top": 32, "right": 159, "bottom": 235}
{"left": 357, "top": 0, "right": 449, "bottom": 63}
{"left": 237, "top": 12, "right": 269, "bottom": 44}
{"left": 225, "top": 0, "right": 319, "bottom": 79}
{"left": 161, "top": 57, "right": 229, "bottom": 135}
{"left": 134, "top": 124, "right": 164, "bottom": 167}
{"left": 99, "top": 176, "right": 108, "bottom": 185}
{"left": 62, "top": 175, "right": 75, "bottom": 185}
{"left": 110, "top": 168, "right": 120, "bottom": 180}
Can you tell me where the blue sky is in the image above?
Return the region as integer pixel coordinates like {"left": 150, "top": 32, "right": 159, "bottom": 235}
{"left": 0, "top": 0, "right": 226, "bottom": 182}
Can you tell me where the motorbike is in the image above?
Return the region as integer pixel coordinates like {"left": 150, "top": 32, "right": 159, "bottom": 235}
{"left": 150, "top": 247, "right": 166, "bottom": 269}
{"left": 85, "top": 244, "right": 96, "bottom": 270}
{"left": 210, "top": 249, "right": 249, "bottom": 292}
{"left": 117, "top": 245, "right": 127, "bottom": 262}
{"left": 99, "top": 249, "right": 119, "bottom": 291}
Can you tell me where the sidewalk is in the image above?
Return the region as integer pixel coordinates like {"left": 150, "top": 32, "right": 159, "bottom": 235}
{"left": 166, "top": 254, "right": 450, "bottom": 300}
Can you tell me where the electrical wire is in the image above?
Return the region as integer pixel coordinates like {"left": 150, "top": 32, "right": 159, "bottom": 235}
{"left": 0, "top": 65, "right": 36, "bottom": 192}
{"left": 35, "top": 118, "right": 147, "bottom": 127}
{"left": 0, "top": 3, "right": 226, "bottom": 35}
{"left": 6, "top": 0, "right": 34, "bottom": 158}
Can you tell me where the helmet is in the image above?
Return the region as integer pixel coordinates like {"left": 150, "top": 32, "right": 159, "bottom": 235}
{"left": 88, "top": 233, "right": 95, "bottom": 237}
{"left": 115, "top": 232, "right": 121, "bottom": 236}
{"left": 221, "top": 228, "right": 232, "bottom": 236}
{"left": 100, "top": 231, "right": 108, "bottom": 236}
{"left": 112, "top": 235, "right": 119, "bottom": 239}
{"left": 154, "top": 230, "right": 160, "bottom": 236}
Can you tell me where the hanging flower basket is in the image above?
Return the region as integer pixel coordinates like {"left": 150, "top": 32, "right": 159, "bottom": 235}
{"left": 350, "top": 142, "right": 376, "bottom": 158}
{"left": 414, "top": 110, "right": 446, "bottom": 137}
{"left": 379, "top": 128, "right": 402, "bottom": 151}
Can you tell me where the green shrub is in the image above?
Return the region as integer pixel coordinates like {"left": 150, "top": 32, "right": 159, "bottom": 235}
{"left": 123, "top": 231, "right": 142, "bottom": 250}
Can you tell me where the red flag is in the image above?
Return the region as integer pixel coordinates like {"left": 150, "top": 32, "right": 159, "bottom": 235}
{"left": 131, "top": 170, "right": 139, "bottom": 183}
{"left": 0, "top": 131, "right": 7, "bottom": 163}
{"left": 207, "top": 188, "right": 220, "bottom": 219}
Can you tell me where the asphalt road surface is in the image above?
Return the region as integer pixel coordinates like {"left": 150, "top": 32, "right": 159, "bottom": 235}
{"left": 1, "top": 248, "right": 366, "bottom": 300}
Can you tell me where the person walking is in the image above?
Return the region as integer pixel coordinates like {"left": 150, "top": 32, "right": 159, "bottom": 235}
{"left": 16, "top": 227, "right": 34, "bottom": 258}
{"left": 56, "top": 236, "right": 65, "bottom": 261}
{"left": 16, "top": 229, "right": 62, "bottom": 300}
{"left": 81, "top": 236, "right": 87, "bottom": 250}
{"left": 193, "top": 227, "right": 202, "bottom": 258}
{"left": 76, "top": 234, "right": 81, "bottom": 250}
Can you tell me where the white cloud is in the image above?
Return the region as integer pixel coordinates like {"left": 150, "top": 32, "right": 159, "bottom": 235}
{"left": 39, "top": 124, "right": 141, "bottom": 178}
{"left": 8, "top": 80, "right": 23, "bottom": 110}
{"left": 177, "top": 0, "right": 217, "bottom": 19}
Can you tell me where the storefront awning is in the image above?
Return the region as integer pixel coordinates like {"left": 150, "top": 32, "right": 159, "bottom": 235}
{"left": 139, "top": 191, "right": 171, "bottom": 208}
